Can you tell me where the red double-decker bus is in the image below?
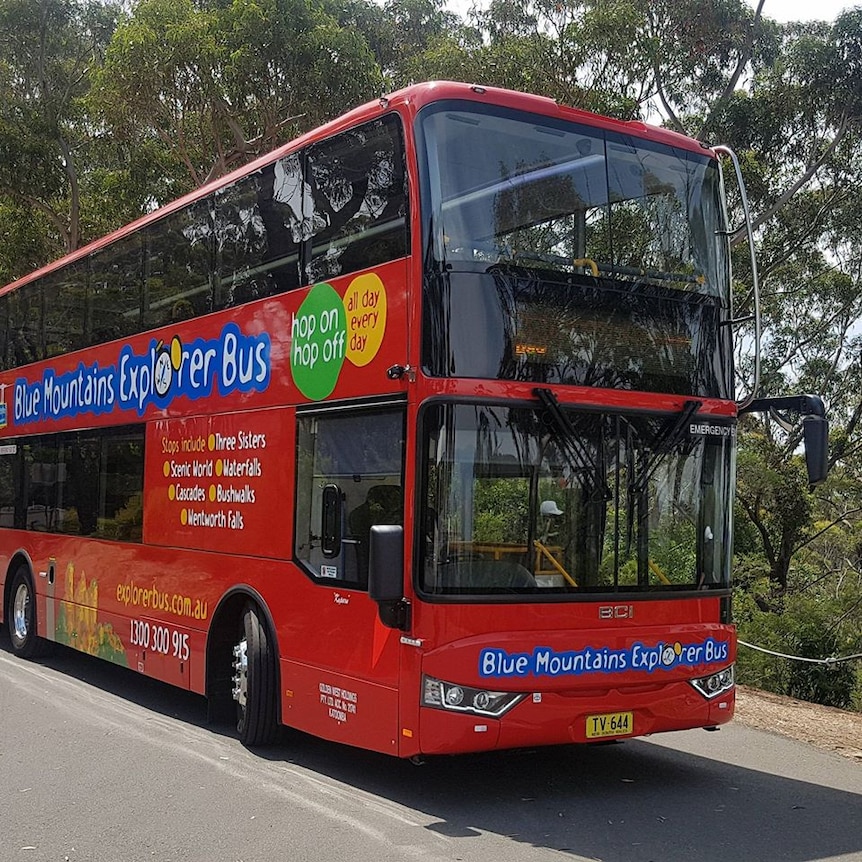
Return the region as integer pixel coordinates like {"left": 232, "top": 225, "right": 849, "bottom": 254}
{"left": 0, "top": 82, "right": 827, "bottom": 755}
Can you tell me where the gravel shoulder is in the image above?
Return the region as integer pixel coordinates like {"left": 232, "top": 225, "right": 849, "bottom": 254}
{"left": 735, "top": 685, "right": 862, "bottom": 763}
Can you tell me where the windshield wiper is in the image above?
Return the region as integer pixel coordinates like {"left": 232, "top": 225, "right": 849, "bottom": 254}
{"left": 624, "top": 400, "right": 702, "bottom": 584}
{"left": 534, "top": 387, "right": 611, "bottom": 503}
{"left": 629, "top": 400, "right": 702, "bottom": 497}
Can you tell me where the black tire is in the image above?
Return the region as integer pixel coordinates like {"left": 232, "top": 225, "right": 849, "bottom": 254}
{"left": 7, "top": 566, "right": 51, "bottom": 659}
{"left": 234, "top": 603, "right": 279, "bottom": 747}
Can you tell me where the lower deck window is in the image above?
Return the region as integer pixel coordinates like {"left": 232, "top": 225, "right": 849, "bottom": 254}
{"left": 0, "top": 425, "right": 144, "bottom": 541}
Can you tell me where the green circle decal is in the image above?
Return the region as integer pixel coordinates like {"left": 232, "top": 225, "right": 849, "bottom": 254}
{"left": 291, "top": 282, "right": 347, "bottom": 400}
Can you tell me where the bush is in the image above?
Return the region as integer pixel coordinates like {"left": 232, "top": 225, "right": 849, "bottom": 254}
{"left": 735, "top": 582, "right": 861, "bottom": 710}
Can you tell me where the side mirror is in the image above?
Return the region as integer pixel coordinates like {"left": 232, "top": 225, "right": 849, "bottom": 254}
{"left": 803, "top": 415, "right": 829, "bottom": 487}
{"left": 368, "top": 524, "right": 408, "bottom": 630}
{"left": 740, "top": 394, "right": 829, "bottom": 488}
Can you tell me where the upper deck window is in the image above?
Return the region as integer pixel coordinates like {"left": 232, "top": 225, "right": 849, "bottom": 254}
{"left": 0, "top": 115, "right": 408, "bottom": 372}
{"left": 417, "top": 103, "right": 732, "bottom": 398}
{"left": 420, "top": 104, "right": 725, "bottom": 297}
{"left": 305, "top": 115, "right": 409, "bottom": 283}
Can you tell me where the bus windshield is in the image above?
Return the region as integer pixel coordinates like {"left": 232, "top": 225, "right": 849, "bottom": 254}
{"left": 419, "top": 103, "right": 732, "bottom": 398}
{"left": 419, "top": 402, "right": 734, "bottom": 597}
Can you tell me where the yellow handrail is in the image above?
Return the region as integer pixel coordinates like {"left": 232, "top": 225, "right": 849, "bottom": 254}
{"left": 533, "top": 540, "right": 577, "bottom": 587}
{"left": 573, "top": 257, "right": 599, "bottom": 277}
{"left": 648, "top": 560, "right": 671, "bottom": 585}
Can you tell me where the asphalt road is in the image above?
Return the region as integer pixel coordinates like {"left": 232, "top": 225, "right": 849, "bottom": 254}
{"left": 1, "top": 631, "right": 860, "bottom": 862}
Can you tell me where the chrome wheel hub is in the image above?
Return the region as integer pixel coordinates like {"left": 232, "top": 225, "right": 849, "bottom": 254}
{"left": 232, "top": 638, "right": 248, "bottom": 709}
{"left": 12, "top": 583, "right": 30, "bottom": 644}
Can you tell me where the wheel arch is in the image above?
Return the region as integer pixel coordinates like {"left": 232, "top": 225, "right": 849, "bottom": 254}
{"left": 205, "top": 585, "right": 282, "bottom": 725}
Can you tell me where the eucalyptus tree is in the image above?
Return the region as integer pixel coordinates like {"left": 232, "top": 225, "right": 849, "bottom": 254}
{"left": 93, "top": 0, "right": 383, "bottom": 189}
{"left": 711, "top": 10, "right": 862, "bottom": 595}
{"left": 386, "top": 0, "right": 654, "bottom": 115}
{"left": 0, "top": 0, "right": 120, "bottom": 265}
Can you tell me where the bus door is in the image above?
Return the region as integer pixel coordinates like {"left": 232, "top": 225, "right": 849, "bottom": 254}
{"left": 287, "top": 404, "right": 406, "bottom": 754}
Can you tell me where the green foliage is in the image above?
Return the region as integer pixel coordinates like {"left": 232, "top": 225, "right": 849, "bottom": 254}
{"left": 92, "top": 0, "right": 383, "bottom": 187}
{"left": 473, "top": 479, "right": 529, "bottom": 544}
{"left": 735, "top": 582, "right": 861, "bottom": 709}
{"left": 735, "top": 423, "right": 815, "bottom": 589}
{"left": 0, "top": 200, "right": 57, "bottom": 284}
{"left": 0, "top": 0, "right": 121, "bottom": 255}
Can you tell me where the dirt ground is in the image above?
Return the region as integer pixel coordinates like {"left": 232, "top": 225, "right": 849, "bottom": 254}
{"left": 735, "top": 685, "right": 862, "bottom": 763}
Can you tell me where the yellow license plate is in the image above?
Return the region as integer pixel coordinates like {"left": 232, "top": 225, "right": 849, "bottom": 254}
{"left": 586, "top": 711, "right": 633, "bottom": 739}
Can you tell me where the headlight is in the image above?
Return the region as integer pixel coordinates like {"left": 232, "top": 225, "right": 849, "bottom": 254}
{"left": 422, "top": 675, "right": 526, "bottom": 717}
{"left": 690, "top": 665, "right": 735, "bottom": 699}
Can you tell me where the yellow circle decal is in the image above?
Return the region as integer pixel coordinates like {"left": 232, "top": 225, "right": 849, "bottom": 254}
{"left": 168, "top": 484, "right": 175, "bottom": 501}
{"left": 181, "top": 508, "right": 188, "bottom": 526}
{"left": 344, "top": 273, "right": 387, "bottom": 367}
{"left": 170, "top": 335, "right": 183, "bottom": 370}
{"left": 209, "top": 485, "right": 216, "bottom": 502}
{"left": 163, "top": 461, "right": 170, "bottom": 477}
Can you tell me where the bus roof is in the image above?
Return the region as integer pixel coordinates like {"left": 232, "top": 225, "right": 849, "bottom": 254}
{"left": 1, "top": 81, "right": 716, "bottom": 299}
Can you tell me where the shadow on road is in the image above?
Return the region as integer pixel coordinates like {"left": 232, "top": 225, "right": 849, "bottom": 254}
{"left": 2, "top": 629, "right": 860, "bottom": 862}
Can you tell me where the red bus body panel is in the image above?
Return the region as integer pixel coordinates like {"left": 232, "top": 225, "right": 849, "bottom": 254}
{"left": 404, "top": 600, "right": 734, "bottom": 756}
{"left": 0, "top": 82, "right": 737, "bottom": 757}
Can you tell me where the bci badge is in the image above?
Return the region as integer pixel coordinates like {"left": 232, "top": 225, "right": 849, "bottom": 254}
{"left": 599, "top": 605, "right": 634, "bottom": 619}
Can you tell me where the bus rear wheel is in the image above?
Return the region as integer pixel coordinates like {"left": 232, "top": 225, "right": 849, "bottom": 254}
{"left": 232, "top": 603, "right": 278, "bottom": 747}
{"left": 7, "top": 567, "right": 51, "bottom": 659}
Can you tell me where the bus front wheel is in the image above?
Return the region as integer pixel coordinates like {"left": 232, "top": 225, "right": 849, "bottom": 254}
{"left": 232, "top": 603, "right": 279, "bottom": 747}
{"left": 7, "top": 566, "right": 51, "bottom": 659}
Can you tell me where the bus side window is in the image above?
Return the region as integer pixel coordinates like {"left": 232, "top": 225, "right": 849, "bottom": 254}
{"left": 305, "top": 114, "right": 408, "bottom": 284}
{"left": 2, "top": 258, "right": 88, "bottom": 364}
{"left": 0, "top": 294, "right": 8, "bottom": 369}
{"left": 295, "top": 409, "right": 405, "bottom": 589}
{"left": 143, "top": 201, "right": 214, "bottom": 330}
{"left": 4, "top": 281, "right": 43, "bottom": 366}
{"left": 43, "top": 262, "right": 89, "bottom": 357}
{"left": 89, "top": 235, "right": 144, "bottom": 343}
{"left": 214, "top": 159, "right": 301, "bottom": 311}
{"left": 347, "top": 484, "right": 403, "bottom": 576}
{"left": 0, "top": 444, "right": 21, "bottom": 528}
{"left": 0, "top": 428, "right": 143, "bottom": 540}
